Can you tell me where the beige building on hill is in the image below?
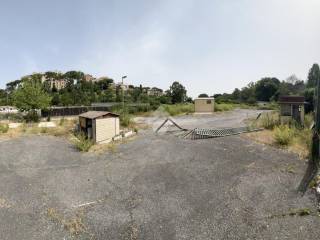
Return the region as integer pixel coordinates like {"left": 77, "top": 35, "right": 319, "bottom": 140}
{"left": 194, "top": 97, "right": 215, "bottom": 113}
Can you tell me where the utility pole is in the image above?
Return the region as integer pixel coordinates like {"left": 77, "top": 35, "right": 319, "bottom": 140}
{"left": 122, "top": 76, "right": 127, "bottom": 119}
{"left": 298, "top": 74, "right": 320, "bottom": 193}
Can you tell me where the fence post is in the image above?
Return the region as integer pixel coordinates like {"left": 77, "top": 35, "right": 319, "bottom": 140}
{"left": 298, "top": 75, "right": 320, "bottom": 193}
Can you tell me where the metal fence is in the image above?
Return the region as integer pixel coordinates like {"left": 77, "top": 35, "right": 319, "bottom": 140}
{"left": 41, "top": 102, "right": 151, "bottom": 118}
{"left": 41, "top": 106, "right": 111, "bottom": 118}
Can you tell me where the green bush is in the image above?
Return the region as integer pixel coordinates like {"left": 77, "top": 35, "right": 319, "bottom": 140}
{"left": 273, "top": 125, "right": 294, "bottom": 146}
{"left": 214, "top": 103, "right": 235, "bottom": 112}
{"left": 0, "top": 123, "right": 9, "bottom": 133}
{"left": 74, "top": 133, "right": 94, "bottom": 152}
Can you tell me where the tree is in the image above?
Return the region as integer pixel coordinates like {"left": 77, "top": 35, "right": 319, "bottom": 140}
{"left": 255, "top": 77, "right": 280, "bottom": 101}
{"left": 306, "top": 63, "right": 320, "bottom": 88}
{"left": 231, "top": 88, "right": 241, "bottom": 101}
{"left": 13, "top": 79, "right": 51, "bottom": 112}
{"left": 198, "top": 93, "right": 209, "bottom": 98}
{"left": 168, "top": 81, "right": 187, "bottom": 104}
{"left": 0, "top": 89, "right": 8, "bottom": 105}
{"left": 240, "top": 82, "right": 256, "bottom": 103}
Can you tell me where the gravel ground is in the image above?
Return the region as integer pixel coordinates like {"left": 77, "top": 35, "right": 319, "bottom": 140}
{"left": 0, "top": 110, "right": 319, "bottom": 240}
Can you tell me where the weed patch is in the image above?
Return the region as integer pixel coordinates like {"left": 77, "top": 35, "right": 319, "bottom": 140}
{"left": 73, "top": 133, "right": 94, "bottom": 152}
{"left": 273, "top": 125, "right": 294, "bottom": 146}
{"left": 47, "top": 208, "right": 86, "bottom": 236}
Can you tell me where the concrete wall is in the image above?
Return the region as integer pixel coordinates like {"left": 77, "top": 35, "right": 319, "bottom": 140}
{"left": 95, "top": 117, "right": 120, "bottom": 144}
{"left": 194, "top": 99, "right": 214, "bottom": 113}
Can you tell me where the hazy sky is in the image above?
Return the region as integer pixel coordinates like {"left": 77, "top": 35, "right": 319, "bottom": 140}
{"left": 0, "top": 0, "right": 319, "bottom": 97}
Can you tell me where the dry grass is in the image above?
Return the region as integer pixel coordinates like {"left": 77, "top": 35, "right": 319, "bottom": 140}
{"left": 0, "top": 198, "right": 11, "bottom": 209}
{"left": 47, "top": 208, "right": 86, "bottom": 236}
{"left": 89, "top": 136, "right": 137, "bottom": 154}
{"left": 243, "top": 128, "right": 311, "bottom": 159}
{"left": 0, "top": 119, "right": 76, "bottom": 140}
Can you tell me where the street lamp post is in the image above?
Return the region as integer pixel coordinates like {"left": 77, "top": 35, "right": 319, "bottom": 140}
{"left": 121, "top": 76, "right": 127, "bottom": 120}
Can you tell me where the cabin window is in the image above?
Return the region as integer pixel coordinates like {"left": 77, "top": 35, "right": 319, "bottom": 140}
{"left": 206, "top": 100, "right": 212, "bottom": 104}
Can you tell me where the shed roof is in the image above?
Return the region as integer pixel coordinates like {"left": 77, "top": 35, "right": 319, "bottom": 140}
{"left": 79, "top": 111, "right": 119, "bottom": 119}
{"left": 194, "top": 97, "right": 214, "bottom": 100}
{"left": 278, "top": 96, "right": 305, "bottom": 104}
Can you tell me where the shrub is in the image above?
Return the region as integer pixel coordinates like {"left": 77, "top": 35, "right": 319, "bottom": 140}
{"left": 273, "top": 125, "right": 294, "bottom": 146}
{"left": 214, "top": 103, "right": 234, "bottom": 112}
{"left": 0, "top": 123, "right": 9, "bottom": 133}
{"left": 74, "top": 133, "right": 94, "bottom": 152}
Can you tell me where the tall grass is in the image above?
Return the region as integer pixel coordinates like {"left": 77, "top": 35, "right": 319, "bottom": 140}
{"left": 214, "top": 103, "right": 235, "bottom": 112}
{"left": 74, "top": 133, "right": 93, "bottom": 152}
{"left": 273, "top": 125, "right": 294, "bottom": 146}
{"left": 120, "top": 114, "right": 133, "bottom": 127}
{"left": 257, "top": 112, "right": 280, "bottom": 129}
{"left": 304, "top": 113, "right": 314, "bottom": 129}
{"left": 161, "top": 104, "right": 194, "bottom": 116}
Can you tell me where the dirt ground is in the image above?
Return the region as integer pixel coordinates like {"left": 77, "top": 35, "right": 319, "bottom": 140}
{"left": 0, "top": 110, "right": 319, "bottom": 240}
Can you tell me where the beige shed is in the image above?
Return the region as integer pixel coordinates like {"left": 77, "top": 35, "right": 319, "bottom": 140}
{"left": 278, "top": 96, "right": 305, "bottom": 125}
{"left": 79, "top": 111, "right": 120, "bottom": 144}
{"left": 194, "top": 97, "right": 215, "bottom": 113}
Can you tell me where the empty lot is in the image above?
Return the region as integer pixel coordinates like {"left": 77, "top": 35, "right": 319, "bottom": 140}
{"left": 0, "top": 110, "right": 319, "bottom": 240}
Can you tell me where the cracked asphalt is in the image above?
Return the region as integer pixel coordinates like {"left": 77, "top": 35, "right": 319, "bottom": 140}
{"left": 0, "top": 110, "right": 319, "bottom": 239}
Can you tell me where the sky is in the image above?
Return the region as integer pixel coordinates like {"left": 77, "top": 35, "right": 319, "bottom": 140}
{"left": 0, "top": 0, "right": 320, "bottom": 97}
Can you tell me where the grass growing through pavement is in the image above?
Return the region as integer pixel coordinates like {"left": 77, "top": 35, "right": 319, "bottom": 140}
{"left": 47, "top": 208, "right": 87, "bottom": 236}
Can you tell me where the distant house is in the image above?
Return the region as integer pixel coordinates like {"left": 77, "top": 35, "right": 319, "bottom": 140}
{"left": 79, "top": 111, "right": 120, "bottom": 144}
{"left": 278, "top": 96, "right": 305, "bottom": 125}
{"left": 84, "top": 74, "right": 96, "bottom": 82}
{"left": 48, "top": 79, "right": 67, "bottom": 90}
{"left": 147, "top": 87, "right": 163, "bottom": 97}
{"left": 194, "top": 97, "right": 215, "bottom": 113}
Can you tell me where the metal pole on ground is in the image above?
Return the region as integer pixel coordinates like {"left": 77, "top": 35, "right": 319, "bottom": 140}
{"left": 122, "top": 76, "right": 127, "bottom": 120}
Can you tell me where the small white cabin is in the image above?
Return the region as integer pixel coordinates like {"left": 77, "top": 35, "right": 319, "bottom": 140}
{"left": 79, "top": 111, "right": 120, "bottom": 144}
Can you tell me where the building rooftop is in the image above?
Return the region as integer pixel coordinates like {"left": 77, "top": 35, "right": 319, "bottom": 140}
{"left": 278, "top": 96, "right": 305, "bottom": 104}
{"left": 194, "top": 97, "right": 214, "bottom": 100}
{"left": 79, "top": 111, "right": 119, "bottom": 119}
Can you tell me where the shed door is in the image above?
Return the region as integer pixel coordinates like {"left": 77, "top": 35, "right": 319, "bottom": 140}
{"left": 292, "top": 105, "right": 301, "bottom": 124}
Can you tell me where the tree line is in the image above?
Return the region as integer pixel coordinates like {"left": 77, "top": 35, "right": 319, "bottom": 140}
{"left": 0, "top": 71, "right": 190, "bottom": 113}
{"left": 201, "top": 63, "right": 320, "bottom": 112}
